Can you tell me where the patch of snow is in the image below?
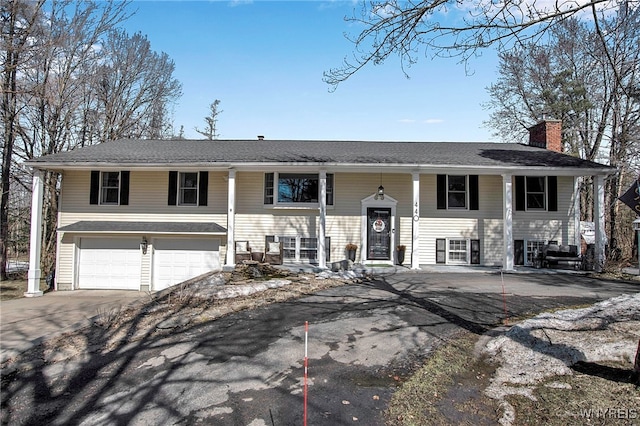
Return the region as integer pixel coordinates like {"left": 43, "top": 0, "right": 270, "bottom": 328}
{"left": 316, "top": 269, "right": 364, "bottom": 280}
{"left": 482, "top": 293, "right": 640, "bottom": 426}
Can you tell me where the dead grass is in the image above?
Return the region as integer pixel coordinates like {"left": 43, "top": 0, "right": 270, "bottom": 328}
{"left": 504, "top": 361, "right": 639, "bottom": 425}
{"left": 385, "top": 331, "right": 500, "bottom": 426}
{"left": 0, "top": 272, "right": 48, "bottom": 301}
{"left": 385, "top": 328, "right": 639, "bottom": 426}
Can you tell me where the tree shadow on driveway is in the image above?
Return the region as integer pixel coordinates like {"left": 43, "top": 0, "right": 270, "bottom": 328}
{"left": 1, "top": 272, "right": 626, "bottom": 425}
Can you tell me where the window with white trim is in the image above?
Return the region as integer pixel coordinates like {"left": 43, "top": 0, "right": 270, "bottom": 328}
{"left": 437, "top": 175, "right": 478, "bottom": 210}
{"left": 447, "top": 175, "right": 467, "bottom": 209}
{"left": 179, "top": 172, "right": 198, "bottom": 206}
{"left": 269, "top": 235, "right": 331, "bottom": 263}
{"left": 448, "top": 239, "right": 468, "bottom": 263}
{"left": 526, "top": 240, "right": 545, "bottom": 266}
{"left": 525, "top": 176, "right": 546, "bottom": 210}
{"left": 436, "top": 238, "right": 480, "bottom": 264}
{"left": 264, "top": 172, "right": 334, "bottom": 206}
{"left": 100, "top": 172, "right": 120, "bottom": 205}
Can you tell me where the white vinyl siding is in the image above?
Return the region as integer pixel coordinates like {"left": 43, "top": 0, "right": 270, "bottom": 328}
{"left": 512, "top": 177, "right": 577, "bottom": 245}
{"left": 419, "top": 175, "right": 504, "bottom": 266}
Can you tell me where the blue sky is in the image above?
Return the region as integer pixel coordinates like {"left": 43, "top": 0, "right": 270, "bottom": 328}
{"left": 122, "top": 1, "right": 500, "bottom": 141}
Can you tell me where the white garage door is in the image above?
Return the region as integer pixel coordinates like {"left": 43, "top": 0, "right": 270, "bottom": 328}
{"left": 78, "top": 238, "right": 142, "bottom": 290}
{"left": 152, "top": 238, "right": 220, "bottom": 291}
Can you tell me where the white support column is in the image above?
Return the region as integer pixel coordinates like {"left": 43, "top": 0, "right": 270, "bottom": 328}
{"left": 25, "top": 170, "right": 44, "bottom": 297}
{"left": 502, "top": 174, "right": 514, "bottom": 271}
{"left": 594, "top": 175, "right": 606, "bottom": 272}
{"left": 225, "top": 169, "right": 236, "bottom": 268}
{"left": 411, "top": 172, "right": 420, "bottom": 270}
{"left": 573, "top": 177, "right": 582, "bottom": 248}
{"left": 318, "top": 170, "right": 327, "bottom": 269}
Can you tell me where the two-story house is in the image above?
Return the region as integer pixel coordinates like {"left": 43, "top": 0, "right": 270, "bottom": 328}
{"left": 23, "top": 120, "right": 614, "bottom": 295}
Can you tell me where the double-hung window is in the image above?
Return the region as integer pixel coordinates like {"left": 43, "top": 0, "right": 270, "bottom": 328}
{"left": 526, "top": 177, "right": 546, "bottom": 210}
{"left": 437, "top": 174, "right": 479, "bottom": 210}
{"left": 264, "top": 172, "right": 334, "bottom": 207}
{"left": 515, "top": 176, "right": 557, "bottom": 211}
{"left": 89, "top": 170, "right": 130, "bottom": 206}
{"left": 101, "top": 172, "right": 120, "bottom": 205}
{"left": 447, "top": 175, "right": 467, "bottom": 209}
{"left": 167, "top": 171, "right": 209, "bottom": 206}
{"left": 179, "top": 172, "right": 198, "bottom": 206}
{"left": 436, "top": 238, "right": 481, "bottom": 264}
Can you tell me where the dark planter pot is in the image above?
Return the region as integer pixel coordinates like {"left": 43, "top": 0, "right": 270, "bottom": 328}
{"left": 347, "top": 249, "right": 356, "bottom": 262}
{"left": 397, "top": 250, "right": 405, "bottom": 265}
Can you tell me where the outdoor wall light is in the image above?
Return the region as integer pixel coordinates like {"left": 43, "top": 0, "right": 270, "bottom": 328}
{"left": 374, "top": 174, "right": 385, "bottom": 200}
{"left": 141, "top": 237, "right": 148, "bottom": 255}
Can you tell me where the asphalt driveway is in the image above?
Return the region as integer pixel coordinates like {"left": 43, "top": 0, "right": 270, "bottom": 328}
{"left": 1, "top": 271, "right": 639, "bottom": 425}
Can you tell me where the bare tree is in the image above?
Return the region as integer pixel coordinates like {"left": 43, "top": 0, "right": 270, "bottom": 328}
{"left": 484, "top": 11, "right": 640, "bottom": 260}
{"left": 96, "top": 29, "right": 182, "bottom": 141}
{"left": 1, "top": 0, "right": 182, "bottom": 279}
{"left": 195, "top": 100, "right": 222, "bottom": 140}
{"left": 1, "top": 0, "right": 46, "bottom": 280}
{"left": 323, "top": 0, "right": 632, "bottom": 90}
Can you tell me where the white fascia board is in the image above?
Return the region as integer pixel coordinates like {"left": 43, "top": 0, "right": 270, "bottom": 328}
{"left": 25, "top": 160, "right": 615, "bottom": 177}
{"left": 24, "top": 162, "right": 234, "bottom": 172}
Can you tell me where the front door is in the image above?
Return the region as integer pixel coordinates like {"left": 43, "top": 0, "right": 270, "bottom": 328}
{"left": 367, "top": 207, "right": 391, "bottom": 260}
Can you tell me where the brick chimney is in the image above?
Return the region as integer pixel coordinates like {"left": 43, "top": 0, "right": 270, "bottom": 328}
{"left": 528, "top": 120, "right": 562, "bottom": 152}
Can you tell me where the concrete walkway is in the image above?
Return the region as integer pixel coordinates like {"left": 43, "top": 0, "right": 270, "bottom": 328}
{"left": 0, "top": 290, "right": 147, "bottom": 363}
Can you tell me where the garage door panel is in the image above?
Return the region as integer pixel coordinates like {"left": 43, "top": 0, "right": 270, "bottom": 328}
{"left": 152, "top": 238, "right": 220, "bottom": 291}
{"left": 78, "top": 238, "right": 141, "bottom": 290}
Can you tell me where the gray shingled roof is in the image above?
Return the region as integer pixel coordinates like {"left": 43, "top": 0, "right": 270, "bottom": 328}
{"left": 25, "top": 139, "right": 613, "bottom": 172}
{"left": 58, "top": 221, "right": 226, "bottom": 234}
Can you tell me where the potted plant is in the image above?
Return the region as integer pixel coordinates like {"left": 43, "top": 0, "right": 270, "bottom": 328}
{"left": 345, "top": 243, "right": 358, "bottom": 262}
{"left": 396, "top": 245, "right": 406, "bottom": 265}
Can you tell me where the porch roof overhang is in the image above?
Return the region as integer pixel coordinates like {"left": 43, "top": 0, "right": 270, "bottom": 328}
{"left": 57, "top": 221, "right": 227, "bottom": 235}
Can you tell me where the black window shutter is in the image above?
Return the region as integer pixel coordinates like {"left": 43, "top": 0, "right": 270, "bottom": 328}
{"left": 515, "top": 176, "right": 525, "bottom": 211}
{"left": 264, "top": 172, "right": 274, "bottom": 205}
{"left": 471, "top": 239, "right": 480, "bottom": 264}
{"left": 90, "top": 171, "right": 99, "bottom": 205}
{"left": 437, "top": 175, "right": 446, "bottom": 209}
{"left": 436, "top": 239, "right": 446, "bottom": 263}
{"left": 547, "top": 176, "right": 557, "bottom": 211}
{"left": 326, "top": 173, "right": 334, "bottom": 206}
{"left": 198, "top": 171, "right": 208, "bottom": 206}
{"left": 168, "top": 171, "right": 178, "bottom": 206}
{"left": 119, "top": 171, "right": 130, "bottom": 205}
{"left": 514, "top": 240, "right": 524, "bottom": 265}
{"left": 469, "top": 175, "right": 479, "bottom": 210}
